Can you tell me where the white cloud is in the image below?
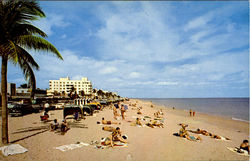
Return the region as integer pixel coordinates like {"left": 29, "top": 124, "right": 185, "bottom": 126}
{"left": 99, "top": 67, "right": 117, "bottom": 75}
{"left": 185, "top": 12, "right": 214, "bottom": 31}
{"left": 8, "top": 2, "right": 248, "bottom": 98}
{"left": 157, "top": 81, "right": 178, "bottom": 86}
{"left": 33, "top": 13, "right": 69, "bottom": 36}
{"left": 129, "top": 72, "right": 141, "bottom": 78}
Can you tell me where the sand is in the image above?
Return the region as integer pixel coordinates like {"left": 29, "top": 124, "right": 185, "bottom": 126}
{"left": 0, "top": 99, "right": 249, "bottom": 161}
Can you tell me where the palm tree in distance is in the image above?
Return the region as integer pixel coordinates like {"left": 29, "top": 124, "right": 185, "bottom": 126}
{"left": 0, "top": 0, "right": 63, "bottom": 144}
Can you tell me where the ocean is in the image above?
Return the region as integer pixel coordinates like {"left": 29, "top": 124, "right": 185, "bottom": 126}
{"left": 139, "top": 98, "right": 249, "bottom": 122}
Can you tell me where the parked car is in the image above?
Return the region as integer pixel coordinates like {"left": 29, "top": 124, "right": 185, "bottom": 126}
{"left": 87, "top": 102, "right": 101, "bottom": 110}
{"left": 82, "top": 105, "right": 94, "bottom": 116}
{"left": 9, "top": 104, "right": 38, "bottom": 117}
{"left": 63, "top": 104, "right": 83, "bottom": 119}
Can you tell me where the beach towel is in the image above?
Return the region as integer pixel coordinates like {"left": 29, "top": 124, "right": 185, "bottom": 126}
{"left": 99, "top": 142, "right": 128, "bottom": 148}
{"left": 227, "top": 147, "right": 250, "bottom": 156}
{"left": 0, "top": 144, "right": 28, "bottom": 156}
{"left": 54, "top": 142, "right": 89, "bottom": 152}
{"left": 217, "top": 136, "right": 230, "bottom": 141}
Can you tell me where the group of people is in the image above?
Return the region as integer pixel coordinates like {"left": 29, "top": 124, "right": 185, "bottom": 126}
{"left": 189, "top": 109, "right": 195, "bottom": 116}
{"left": 40, "top": 107, "right": 70, "bottom": 133}
{"left": 178, "top": 123, "right": 201, "bottom": 141}
{"left": 113, "top": 102, "right": 126, "bottom": 120}
{"left": 50, "top": 119, "right": 70, "bottom": 132}
{"left": 101, "top": 127, "right": 127, "bottom": 147}
{"left": 154, "top": 110, "right": 164, "bottom": 118}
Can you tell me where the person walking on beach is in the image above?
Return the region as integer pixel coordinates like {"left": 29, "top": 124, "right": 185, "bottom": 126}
{"left": 121, "top": 104, "right": 126, "bottom": 120}
{"left": 193, "top": 110, "right": 195, "bottom": 117}
{"left": 189, "top": 109, "right": 192, "bottom": 116}
{"left": 113, "top": 105, "right": 118, "bottom": 120}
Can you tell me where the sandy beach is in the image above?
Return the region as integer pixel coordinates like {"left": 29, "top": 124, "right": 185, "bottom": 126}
{"left": 0, "top": 99, "right": 249, "bottom": 161}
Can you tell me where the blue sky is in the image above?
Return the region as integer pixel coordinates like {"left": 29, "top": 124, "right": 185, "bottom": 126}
{"left": 7, "top": 1, "right": 249, "bottom": 98}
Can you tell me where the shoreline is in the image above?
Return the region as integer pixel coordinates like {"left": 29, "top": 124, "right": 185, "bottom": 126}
{"left": 138, "top": 98, "right": 249, "bottom": 123}
{"left": 0, "top": 98, "right": 249, "bottom": 161}
{"left": 136, "top": 98, "right": 249, "bottom": 134}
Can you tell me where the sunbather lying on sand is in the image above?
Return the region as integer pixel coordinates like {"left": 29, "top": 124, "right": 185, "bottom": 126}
{"left": 188, "top": 128, "right": 211, "bottom": 136}
{"left": 102, "top": 126, "right": 115, "bottom": 132}
{"left": 151, "top": 120, "right": 164, "bottom": 128}
{"left": 145, "top": 120, "right": 164, "bottom": 128}
{"left": 146, "top": 122, "right": 155, "bottom": 128}
{"left": 189, "top": 128, "right": 230, "bottom": 140}
{"left": 97, "top": 117, "right": 120, "bottom": 125}
{"left": 210, "top": 134, "right": 230, "bottom": 140}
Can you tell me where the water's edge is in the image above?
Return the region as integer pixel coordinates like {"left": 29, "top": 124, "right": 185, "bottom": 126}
{"left": 137, "top": 98, "right": 249, "bottom": 122}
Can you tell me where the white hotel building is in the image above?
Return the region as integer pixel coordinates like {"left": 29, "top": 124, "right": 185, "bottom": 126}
{"left": 49, "top": 77, "right": 92, "bottom": 95}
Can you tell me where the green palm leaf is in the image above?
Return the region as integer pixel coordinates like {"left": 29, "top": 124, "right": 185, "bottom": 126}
{"left": 16, "top": 35, "right": 63, "bottom": 60}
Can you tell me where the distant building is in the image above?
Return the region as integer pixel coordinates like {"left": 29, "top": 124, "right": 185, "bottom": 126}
{"left": 49, "top": 77, "right": 93, "bottom": 96}
{"left": 16, "top": 88, "right": 30, "bottom": 96}
{"left": 0, "top": 83, "right": 16, "bottom": 96}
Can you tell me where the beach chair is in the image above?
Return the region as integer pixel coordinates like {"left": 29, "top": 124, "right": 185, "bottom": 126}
{"left": 40, "top": 115, "right": 49, "bottom": 121}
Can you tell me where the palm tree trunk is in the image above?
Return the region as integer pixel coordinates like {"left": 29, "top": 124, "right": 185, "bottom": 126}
{"left": 1, "top": 56, "right": 9, "bottom": 144}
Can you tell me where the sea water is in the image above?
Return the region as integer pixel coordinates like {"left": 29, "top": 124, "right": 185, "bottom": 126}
{"left": 140, "top": 98, "right": 249, "bottom": 122}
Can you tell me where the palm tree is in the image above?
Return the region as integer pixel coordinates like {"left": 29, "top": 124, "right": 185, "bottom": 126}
{"left": 68, "top": 86, "right": 75, "bottom": 99}
{"left": 80, "top": 90, "right": 85, "bottom": 98}
{"left": 97, "top": 89, "right": 104, "bottom": 99}
{"left": 0, "top": 0, "right": 63, "bottom": 144}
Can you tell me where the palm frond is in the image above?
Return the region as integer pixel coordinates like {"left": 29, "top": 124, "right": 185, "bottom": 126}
{"left": 17, "top": 55, "right": 36, "bottom": 91}
{"left": 16, "top": 35, "right": 63, "bottom": 60}
{"left": 17, "top": 24, "right": 47, "bottom": 37}
{"left": 5, "top": 41, "right": 39, "bottom": 70}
